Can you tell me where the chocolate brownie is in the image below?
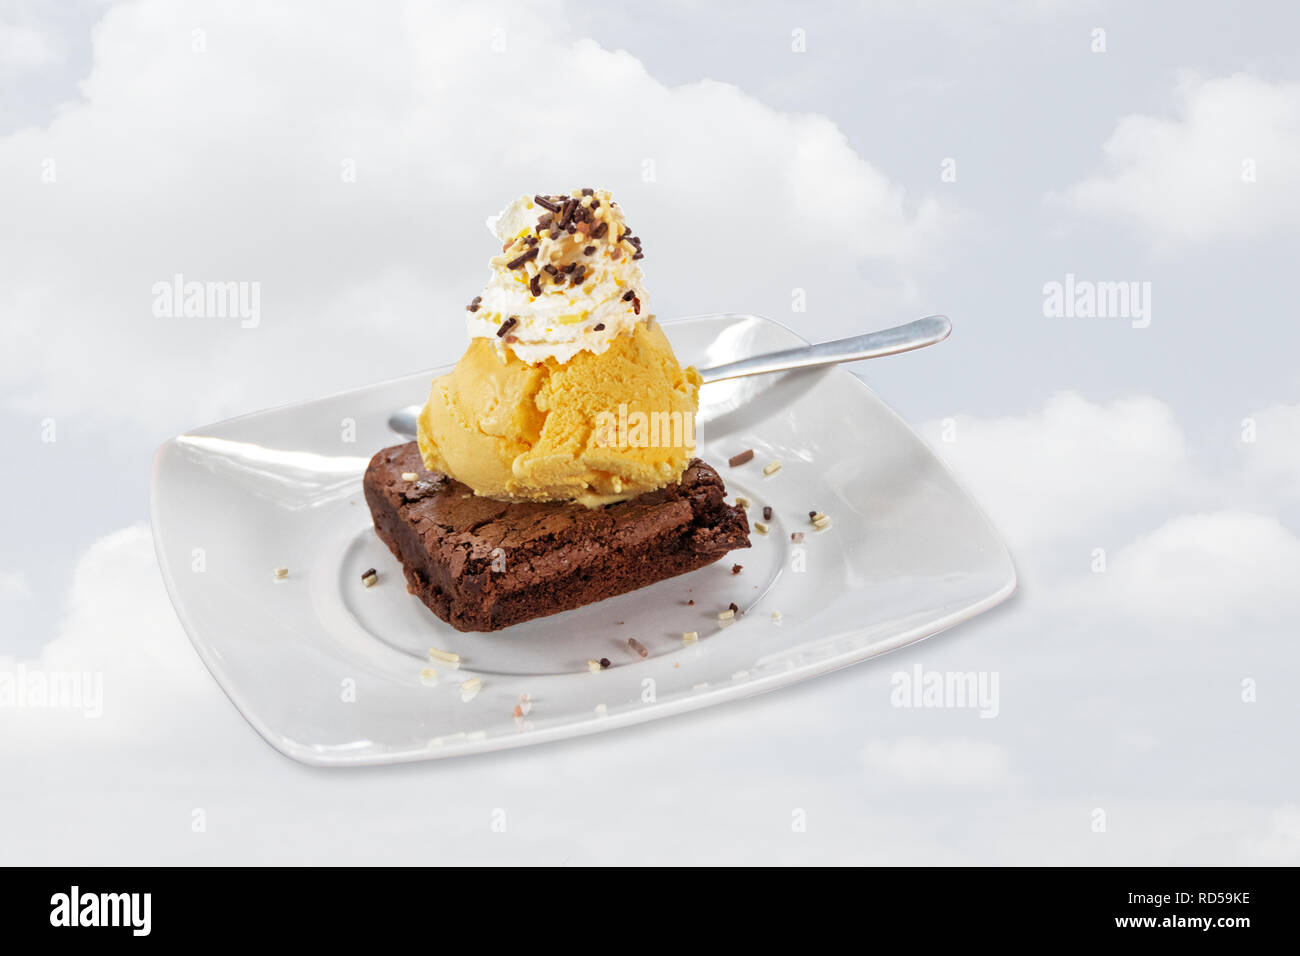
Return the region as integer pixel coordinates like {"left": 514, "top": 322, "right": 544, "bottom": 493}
{"left": 363, "top": 442, "right": 751, "bottom": 632}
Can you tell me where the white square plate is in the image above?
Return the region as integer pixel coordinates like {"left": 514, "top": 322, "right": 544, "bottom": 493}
{"left": 151, "top": 314, "right": 1016, "bottom": 766}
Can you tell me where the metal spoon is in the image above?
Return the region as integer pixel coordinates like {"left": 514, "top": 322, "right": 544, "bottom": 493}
{"left": 386, "top": 314, "right": 950, "bottom": 438}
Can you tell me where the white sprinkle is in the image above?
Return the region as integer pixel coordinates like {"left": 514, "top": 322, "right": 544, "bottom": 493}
{"left": 401, "top": 472, "right": 419, "bottom": 481}
{"left": 594, "top": 703, "right": 608, "bottom": 719}
{"left": 754, "top": 521, "right": 769, "bottom": 535}
{"left": 428, "top": 646, "right": 461, "bottom": 665}
{"left": 809, "top": 511, "right": 827, "bottom": 525}
{"left": 771, "top": 610, "right": 783, "bottom": 624}
{"left": 681, "top": 631, "right": 699, "bottom": 645}
{"left": 460, "top": 676, "right": 481, "bottom": 701}
{"left": 762, "top": 460, "right": 782, "bottom": 476}
{"left": 418, "top": 667, "right": 439, "bottom": 686}
{"left": 693, "top": 682, "right": 709, "bottom": 691}
{"left": 813, "top": 516, "right": 831, "bottom": 531}
{"left": 587, "top": 658, "right": 602, "bottom": 673}
{"left": 273, "top": 567, "right": 289, "bottom": 580}
{"left": 734, "top": 496, "right": 750, "bottom": 508}
{"left": 717, "top": 609, "right": 735, "bottom": 626}
{"left": 361, "top": 571, "right": 378, "bottom": 588}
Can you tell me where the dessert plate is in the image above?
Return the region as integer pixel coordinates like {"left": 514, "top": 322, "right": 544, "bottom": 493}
{"left": 151, "top": 313, "right": 1016, "bottom": 766}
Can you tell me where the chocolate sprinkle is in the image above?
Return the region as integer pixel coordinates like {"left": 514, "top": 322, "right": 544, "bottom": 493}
{"left": 599, "top": 657, "right": 611, "bottom": 669}
{"left": 622, "top": 289, "right": 635, "bottom": 301}
{"left": 728, "top": 449, "right": 754, "bottom": 468}
{"left": 592, "top": 322, "right": 605, "bottom": 331}
{"left": 534, "top": 195, "right": 560, "bottom": 212}
{"left": 631, "top": 295, "right": 641, "bottom": 314}
{"left": 728, "top": 601, "right": 739, "bottom": 614}
{"left": 581, "top": 188, "right": 594, "bottom": 196}
{"left": 762, "top": 506, "right": 773, "bottom": 521}
{"left": 583, "top": 245, "right": 595, "bottom": 255}
{"left": 731, "top": 564, "right": 743, "bottom": 575}
{"left": 467, "top": 295, "right": 482, "bottom": 312}
{"left": 506, "top": 247, "right": 538, "bottom": 270}
{"left": 559, "top": 198, "right": 577, "bottom": 229}
{"left": 543, "top": 264, "right": 558, "bottom": 276}
{"left": 496, "top": 316, "right": 518, "bottom": 337}
{"left": 592, "top": 221, "right": 608, "bottom": 239}
{"left": 529, "top": 274, "right": 541, "bottom": 296}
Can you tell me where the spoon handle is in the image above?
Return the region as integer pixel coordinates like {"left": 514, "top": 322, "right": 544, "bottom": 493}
{"left": 697, "top": 315, "right": 950, "bottom": 385}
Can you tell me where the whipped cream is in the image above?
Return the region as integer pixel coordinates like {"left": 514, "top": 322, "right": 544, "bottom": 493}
{"left": 465, "top": 189, "right": 649, "bottom": 364}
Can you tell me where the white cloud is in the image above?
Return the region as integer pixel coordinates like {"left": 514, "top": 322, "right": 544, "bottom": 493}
{"left": 1238, "top": 402, "right": 1300, "bottom": 504}
{"left": 0, "top": 524, "right": 221, "bottom": 751}
{"left": 859, "top": 737, "right": 1017, "bottom": 790}
{"left": 1060, "top": 73, "right": 1300, "bottom": 246}
{"left": 0, "top": 0, "right": 949, "bottom": 431}
{"left": 921, "top": 392, "right": 1190, "bottom": 554}
{"left": 924, "top": 392, "right": 1300, "bottom": 644}
{"left": 1075, "top": 510, "right": 1300, "bottom": 631}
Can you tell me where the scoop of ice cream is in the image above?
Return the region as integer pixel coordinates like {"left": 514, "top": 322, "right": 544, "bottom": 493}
{"left": 465, "top": 189, "right": 647, "bottom": 364}
{"left": 418, "top": 320, "right": 700, "bottom": 506}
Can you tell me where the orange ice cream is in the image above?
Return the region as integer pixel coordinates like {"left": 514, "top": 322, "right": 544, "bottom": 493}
{"left": 418, "top": 320, "right": 700, "bottom": 506}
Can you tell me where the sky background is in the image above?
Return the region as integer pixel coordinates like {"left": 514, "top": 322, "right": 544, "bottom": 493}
{"left": 2, "top": 0, "right": 1298, "bottom": 864}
